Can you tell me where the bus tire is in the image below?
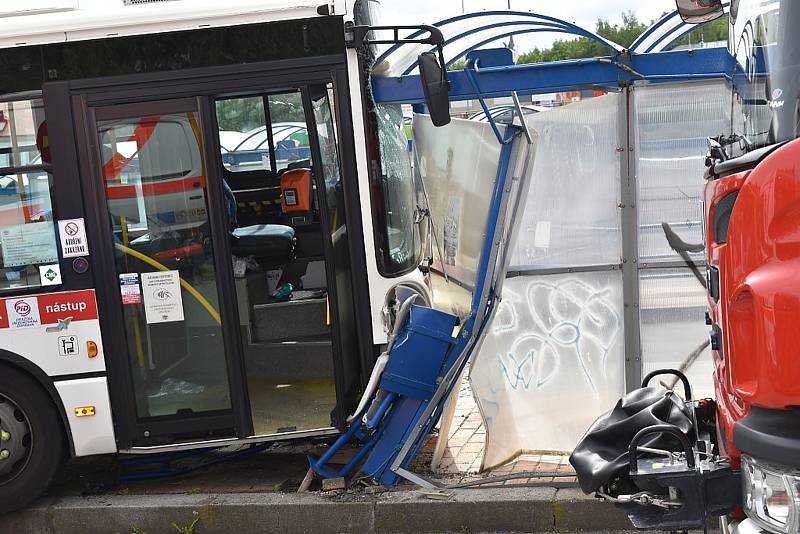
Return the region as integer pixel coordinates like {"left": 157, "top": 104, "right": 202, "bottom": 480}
{"left": 0, "top": 365, "right": 65, "bottom": 514}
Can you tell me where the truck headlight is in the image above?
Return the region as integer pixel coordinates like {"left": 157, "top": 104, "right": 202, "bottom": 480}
{"left": 743, "top": 456, "right": 800, "bottom": 533}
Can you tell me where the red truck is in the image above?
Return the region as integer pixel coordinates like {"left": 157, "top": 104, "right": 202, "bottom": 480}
{"left": 571, "top": 1, "right": 800, "bottom": 533}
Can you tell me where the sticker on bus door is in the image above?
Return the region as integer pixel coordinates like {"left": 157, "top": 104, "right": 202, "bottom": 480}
{"left": 0, "top": 222, "right": 59, "bottom": 267}
{"left": 6, "top": 297, "right": 41, "bottom": 329}
{"left": 58, "top": 218, "right": 89, "bottom": 258}
{"left": 119, "top": 273, "right": 142, "bottom": 305}
{"left": 142, "top": 271, "right": 184, "bottom": 324}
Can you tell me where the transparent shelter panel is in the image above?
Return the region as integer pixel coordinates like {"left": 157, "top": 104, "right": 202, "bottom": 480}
{"left": 413, "top": 115, "right": 502, "bottom": 316}
{"left": 639, "top": 267, "right": 714, "bottom": 399}
{"left": 637, "top": 154, "right": 706, "bottom": 263}
{"left": 508, "top": 94, "right": 622, "bottom": 269}
{"left": 634, "top": 80, "right": 730, "bottom": 261}
{"left": 471, "top": 270, "right": 625, "bottom": 465}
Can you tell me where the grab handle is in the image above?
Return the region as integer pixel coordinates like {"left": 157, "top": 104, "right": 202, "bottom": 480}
{"left": 642, "top": 369, "right": 692, "bottom": 400}
{"left": 629, "top": 424, "right": 695, "bottom": 474}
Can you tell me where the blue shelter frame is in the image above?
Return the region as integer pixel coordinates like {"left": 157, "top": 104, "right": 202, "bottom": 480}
{"left": 369, "top": 8, "right": 734, "bottom": 405}
{"left": 308, "top": 8, "right": 736, "bottom": 489}
{"left": 372, "top": 6, "right": 732, "bottom": 105}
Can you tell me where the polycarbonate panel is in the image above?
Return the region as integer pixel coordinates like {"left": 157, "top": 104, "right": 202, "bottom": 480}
{"left": 508, "top": 94, "right": 622, "bottom": 269}
{"left": 635, "top": 81, "right": 729, "bottom": 262}
{"left": 471, "top": 270, "right": 625, "bottom": 464}
{"left": 414, "top": 114, "right": 503, "bottom": 317}
{"left": 640, "top": 268, "right": 714, "bottom": 398}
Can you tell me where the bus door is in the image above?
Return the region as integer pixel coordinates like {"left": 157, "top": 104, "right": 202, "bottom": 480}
{"left": 66, "top": 72, "right": 368, "bottom": 448}
{"left": 209, "top": 82, "right": 365, "bottom": 437}
{"left": 74, "top": 96, "right": 251, "bottom": 446}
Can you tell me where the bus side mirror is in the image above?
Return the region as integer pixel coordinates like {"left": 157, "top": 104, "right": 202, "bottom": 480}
{"left": 675, "top": 0, "right": 724, "bottom": 23}
{"left": 418, "top": 51, "right": 451, "bottom": 127}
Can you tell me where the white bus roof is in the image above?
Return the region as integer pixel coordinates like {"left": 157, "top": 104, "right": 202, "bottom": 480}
{"left": 0, "top": 0, "right": 353, "bottom": 49}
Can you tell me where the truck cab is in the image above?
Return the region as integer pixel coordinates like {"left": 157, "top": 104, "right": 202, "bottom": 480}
{"left": 570, "top": 1, "right": 800, "bottom": 532}
{"left": 704, "top": 1, "right": 800, "bottom": 531}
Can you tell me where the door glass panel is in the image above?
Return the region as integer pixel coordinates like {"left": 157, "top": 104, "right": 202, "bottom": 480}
{"left": 309, "top": 84, "right": 361, "bottom": 422}
{"left": 217, "top": 96, "right": 269, "bottom": 173}
{"left": 214, "top": 91, "right": 337, "bottom": 436}
{"left": 217, "top": 92, "right": 309, "bottom": 175}
{"left": 98, "top": 111, "right": 232, "bottom": 420}
{"left": 0, "top": 97, "right": 60, "bottom": 294}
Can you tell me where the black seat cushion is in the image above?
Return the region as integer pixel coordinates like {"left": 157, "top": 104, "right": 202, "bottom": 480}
{"left": 569, "top": 387, "right": 694, "bottom": 494}
{"left": 231, "top": 224, "right": 296, "bottom": 266}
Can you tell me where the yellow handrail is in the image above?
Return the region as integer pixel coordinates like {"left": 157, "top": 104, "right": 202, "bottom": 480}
{"left": 114, "top": 243, "right": 222, "bottom": 325}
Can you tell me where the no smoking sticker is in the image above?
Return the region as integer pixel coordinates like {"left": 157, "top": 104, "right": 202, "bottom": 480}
{"left": 58, "top": 218, "right": 89, "bottom": 258}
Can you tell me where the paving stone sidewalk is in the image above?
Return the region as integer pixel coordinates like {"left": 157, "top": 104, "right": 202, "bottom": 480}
{"left": 433, "top": 375, "right": 578, "bottom": 486}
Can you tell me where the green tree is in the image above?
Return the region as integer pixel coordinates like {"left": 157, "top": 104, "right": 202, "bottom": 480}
{"left": 268, "top": 93, "right": 306, "bottom": 123}
{"left": 216, "top": 97, "right": 265, "bottom": 132}
{"left": 215, "top": 93, "right": 306, "bottom": 133}
{"left": 518, "top": 12, "right": 646, "bottom": 64}
{"left": 447, "top": 59, "right": 466, "bottom": 71}
{"left": 672, "top": 17, "right": 728, "bottom": 47}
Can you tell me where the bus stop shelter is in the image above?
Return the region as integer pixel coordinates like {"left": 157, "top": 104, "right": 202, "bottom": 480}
{"left": 371, "top": 5, "right": 731, "bottom": 471}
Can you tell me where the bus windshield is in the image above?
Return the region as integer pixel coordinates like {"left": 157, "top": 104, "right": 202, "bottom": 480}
{"left": 732, "top": 0, "right": 800, "bottom": 148}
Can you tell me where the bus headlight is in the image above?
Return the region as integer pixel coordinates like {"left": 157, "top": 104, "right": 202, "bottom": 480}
{"left": 742, "top": 456, "right": 800, "bottom": 533}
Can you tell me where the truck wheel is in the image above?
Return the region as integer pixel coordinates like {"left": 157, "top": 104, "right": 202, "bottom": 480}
{"left": 0, "top": 366, "right": 65, "bottom": 514}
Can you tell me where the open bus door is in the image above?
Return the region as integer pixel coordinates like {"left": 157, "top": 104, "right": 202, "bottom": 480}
{"left": 47, "top": 68, "right": 367, "bottom": 449}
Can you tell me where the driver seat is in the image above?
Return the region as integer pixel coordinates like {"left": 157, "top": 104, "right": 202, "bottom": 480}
{"left": 224, "top": 180, "right": 296, "bottom": 267}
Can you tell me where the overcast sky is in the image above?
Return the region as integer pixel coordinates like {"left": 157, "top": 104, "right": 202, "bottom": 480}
{"left": 378, "top": 0, "right": 677, "bottom": 52}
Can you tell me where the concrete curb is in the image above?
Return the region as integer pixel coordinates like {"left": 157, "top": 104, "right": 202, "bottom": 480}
{"left": 3, "top": 487, "right": 636, "bottom": 533}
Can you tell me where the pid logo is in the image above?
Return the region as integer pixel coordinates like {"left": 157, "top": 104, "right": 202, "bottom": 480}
{"left": 14, "top": 300, "right": 31, "bottom": 317}
{"left": 7, "top": 298, "right": 41, "bottom": 329}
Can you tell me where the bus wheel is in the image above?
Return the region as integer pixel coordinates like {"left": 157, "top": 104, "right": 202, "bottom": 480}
{"left": 0, "top": 366, "right": 65, "bottom": 514}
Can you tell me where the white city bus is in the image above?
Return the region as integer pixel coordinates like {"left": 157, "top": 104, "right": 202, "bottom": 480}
{"left": 0, "top": 0, "right": 449, "bottom": 513}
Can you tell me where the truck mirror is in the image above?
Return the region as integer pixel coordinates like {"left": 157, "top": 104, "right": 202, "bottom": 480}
{"left": 418, "top": 51, "right": 451, "bottom": 127}
{"left": 675, "top": 0, "right": 724, "bottom": 23}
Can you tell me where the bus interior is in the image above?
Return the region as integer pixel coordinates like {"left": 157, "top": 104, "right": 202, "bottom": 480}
{"left": 217, "top": 87, "right": 339, "bottom": 436}
{"left": 101, "top": 85, "right": 340, "bottom": 438}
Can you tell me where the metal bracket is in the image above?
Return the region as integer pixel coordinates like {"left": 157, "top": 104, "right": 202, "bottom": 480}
{"left": 345, "top": 22, "right": 450, "bottom": 96}
{"left": 393, "top": 467, "right": 440, "bottom": 489}
{"left": 511, "top": 91, "right": 533, "bottom": 145}
{"left": 344, "top": 23, "right": 445, "bottom": 49}
{"left": 463, "top": 61, "right": 514, "bottom": 146}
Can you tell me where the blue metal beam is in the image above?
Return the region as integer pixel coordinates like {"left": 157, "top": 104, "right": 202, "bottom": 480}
{"left": 372, "top": 47, "right": 732, "bottom": 105}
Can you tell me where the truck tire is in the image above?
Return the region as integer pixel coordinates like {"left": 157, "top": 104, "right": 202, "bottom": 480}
{"left": 0, "top": 365, "right": 65, "bottom": 514}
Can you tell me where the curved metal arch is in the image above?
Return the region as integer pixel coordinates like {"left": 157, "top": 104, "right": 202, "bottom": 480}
{"left": 437, "top": 28, "right": 578, "bottom": 74}
{"left": 376, "top": 10, "right": 622, "bottom": 62}
{"left": 406, "top": 25, "right": 579, "bottom": 76}
{"left": 630, "top": 2, "right": 730, "bottom": 54}
{"left": 375, "top": 10, "right": 624, "bottom": 77}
